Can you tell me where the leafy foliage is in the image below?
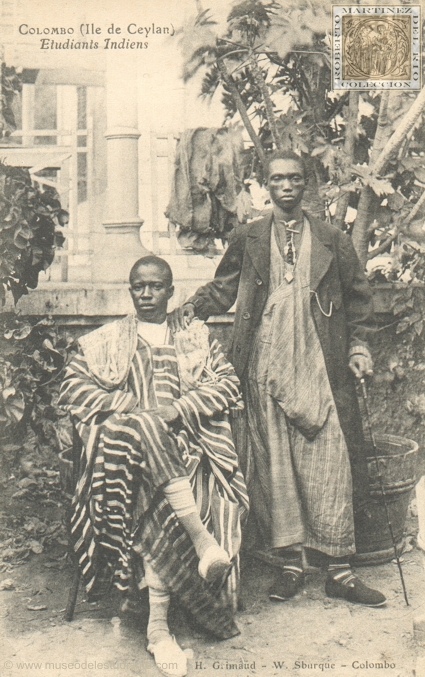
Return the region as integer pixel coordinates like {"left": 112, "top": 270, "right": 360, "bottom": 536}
{"left": 0, "top": 163, "right": 68, "bottom": 304}
{"left": 180, "top": 1, "right": 333, "bottom": 173}
{"left": 0, "top": 313, "right": 77, "bottom": 563}
{"left": 178, "top": 0, "right": 425, "bottom": 268}
{"left": 0, "top": 313, "right": 74, "bottom": 450}
{"left": 1, "top": 63, "right": 22, "bottom": 138}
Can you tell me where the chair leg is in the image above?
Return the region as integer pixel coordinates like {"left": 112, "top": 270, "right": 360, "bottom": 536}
{"left": 64, "top": 563, "right": 80, "bottom": 622}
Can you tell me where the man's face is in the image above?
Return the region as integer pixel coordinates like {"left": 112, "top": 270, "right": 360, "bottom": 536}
{"left": 129, "top": 263, "right": 174, "bottom": 323}
{"left": 267, "top": 158, "right": 305, "bottom": 212}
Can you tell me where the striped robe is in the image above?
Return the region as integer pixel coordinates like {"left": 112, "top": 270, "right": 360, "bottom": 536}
{"left": 58, "top": 320, "right": 248, "bottom": 638}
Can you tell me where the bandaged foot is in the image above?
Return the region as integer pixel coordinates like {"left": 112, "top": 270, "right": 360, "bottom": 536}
{"left": 163, "top": 477, "right": 230, "bottom": 582}
{"left": 147, "top": 635, "right": 188, "bottom": 677}
{"left": 147, "top": 586, "right": 171, "bottom": 646}
{"left": 198, "top": 543, "right": 231, "bottom": 584}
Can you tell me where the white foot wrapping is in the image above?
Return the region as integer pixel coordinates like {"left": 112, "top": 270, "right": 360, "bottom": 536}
{"left": 198, "top": 544, "right": 231, "bottom": 583}
{"left": 147, "top": 635, "right": 188, "bottom": 677}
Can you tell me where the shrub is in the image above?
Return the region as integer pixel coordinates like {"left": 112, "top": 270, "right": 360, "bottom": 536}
{"left": 0, "top": 313, "right": 74, "bottom": 450}
{"left": 0, "top": 162, "right": 68, "bottom": 305}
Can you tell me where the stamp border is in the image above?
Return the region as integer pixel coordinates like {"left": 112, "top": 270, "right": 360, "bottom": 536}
{"left": 332, "top": 5, "right": 421, "bottom": 90}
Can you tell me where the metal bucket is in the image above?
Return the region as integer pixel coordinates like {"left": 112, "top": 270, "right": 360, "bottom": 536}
{"left": 353, "top": 433, "right": 418, "bottom": 567}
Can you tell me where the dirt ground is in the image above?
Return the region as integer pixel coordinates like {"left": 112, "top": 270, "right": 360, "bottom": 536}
{"left": 1, "top": 464, "right": 425, "bottom": 677}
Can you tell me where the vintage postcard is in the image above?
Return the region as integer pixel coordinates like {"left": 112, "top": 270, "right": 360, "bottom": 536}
{"left": 0, "top": 2, "right": 424, "bottom": 677}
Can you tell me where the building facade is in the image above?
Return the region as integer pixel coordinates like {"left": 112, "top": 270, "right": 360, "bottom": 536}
{"left": 1, "top": 0, "right": 230, "bottom": 325}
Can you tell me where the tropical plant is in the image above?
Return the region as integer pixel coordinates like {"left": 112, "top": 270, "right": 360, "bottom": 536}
{"left": 0, "top": 313, "right": 73, "bottom": 560}
{"left": 0, "top": 162, "right": 68, "bottom": 304}
{"left": 178, "top": 0, "right": 425, "bottom": 271}
{"left": 0, "top": 60, "right": 22, "bottom": 138}
{"left": 0, "top": 66, "right": 72, "bottom": 462}
{"left": 0, "top": 313, "right": 74, "bottom": 447}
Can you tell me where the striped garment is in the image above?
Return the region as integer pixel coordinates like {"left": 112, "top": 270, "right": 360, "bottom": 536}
{"left": 58, "top": 321, "right": 248, "bottom": 638}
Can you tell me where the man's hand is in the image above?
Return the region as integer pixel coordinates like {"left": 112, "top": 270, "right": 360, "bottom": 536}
{"left": 155, "top": 405, "right": 180, "bottom": 424}
{"left": 132, "top": 405, "right": 179, "bottom": 423}
{"left": 168, "top": 303, "right": 195, "bottom": 333}
{"left": 349, "top": 353, "right": 373, "bottom": 379}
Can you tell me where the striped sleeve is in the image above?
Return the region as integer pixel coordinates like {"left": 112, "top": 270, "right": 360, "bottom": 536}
{"left": 58, "top": 352, "right": 138, "bottom": 425}
{"left": 173, "top": 337, "right": 243, "bottom": 425}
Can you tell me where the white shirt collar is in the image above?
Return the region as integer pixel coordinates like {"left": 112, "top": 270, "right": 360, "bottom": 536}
{"left": 137, "top": 319, "right": 169, "bottom": 346}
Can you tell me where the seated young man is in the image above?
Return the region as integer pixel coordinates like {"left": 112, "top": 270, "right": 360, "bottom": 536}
{"left": 58, "top": 256, "right": 249, "bottom": 677}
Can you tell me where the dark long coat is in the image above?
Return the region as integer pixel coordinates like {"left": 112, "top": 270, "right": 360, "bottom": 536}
{"left": 188, "top": 212, "right": 376, "bottom": 515}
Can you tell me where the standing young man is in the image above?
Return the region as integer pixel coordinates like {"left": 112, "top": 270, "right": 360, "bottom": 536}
{"left": 170, "top": 150, "right": 385, "bottom": 607}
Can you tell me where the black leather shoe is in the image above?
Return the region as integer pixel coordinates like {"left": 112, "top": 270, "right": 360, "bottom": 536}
{"left": 325, "top": 572, "right": 386, "bottom": 607}
{"left": 269, "top": 567, "right": 305, "bottom": 601}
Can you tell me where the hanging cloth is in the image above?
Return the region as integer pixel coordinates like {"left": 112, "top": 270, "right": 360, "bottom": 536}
{"left": 255, "top": 219, "right": 334, "bottom": 439}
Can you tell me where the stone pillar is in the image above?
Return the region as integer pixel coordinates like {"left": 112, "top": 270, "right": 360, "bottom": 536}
{"left": 98, "top": 51, "right": 148, "bottom": 282}
{"left": 21, "top": 84, "right": 35, "bottom": 146}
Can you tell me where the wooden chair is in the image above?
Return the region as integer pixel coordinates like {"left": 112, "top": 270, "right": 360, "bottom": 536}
{"left": 58, "top": 424, "right": 82, "bottom": 622}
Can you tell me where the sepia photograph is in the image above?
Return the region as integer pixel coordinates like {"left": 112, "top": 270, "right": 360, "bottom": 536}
{"left": 0, "top": 1, "right": 425, "bottom": 676}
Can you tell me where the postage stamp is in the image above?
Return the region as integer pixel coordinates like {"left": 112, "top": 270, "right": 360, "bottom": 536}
{"left": 333, "top": 6, "right": 421, "bottom": 89}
